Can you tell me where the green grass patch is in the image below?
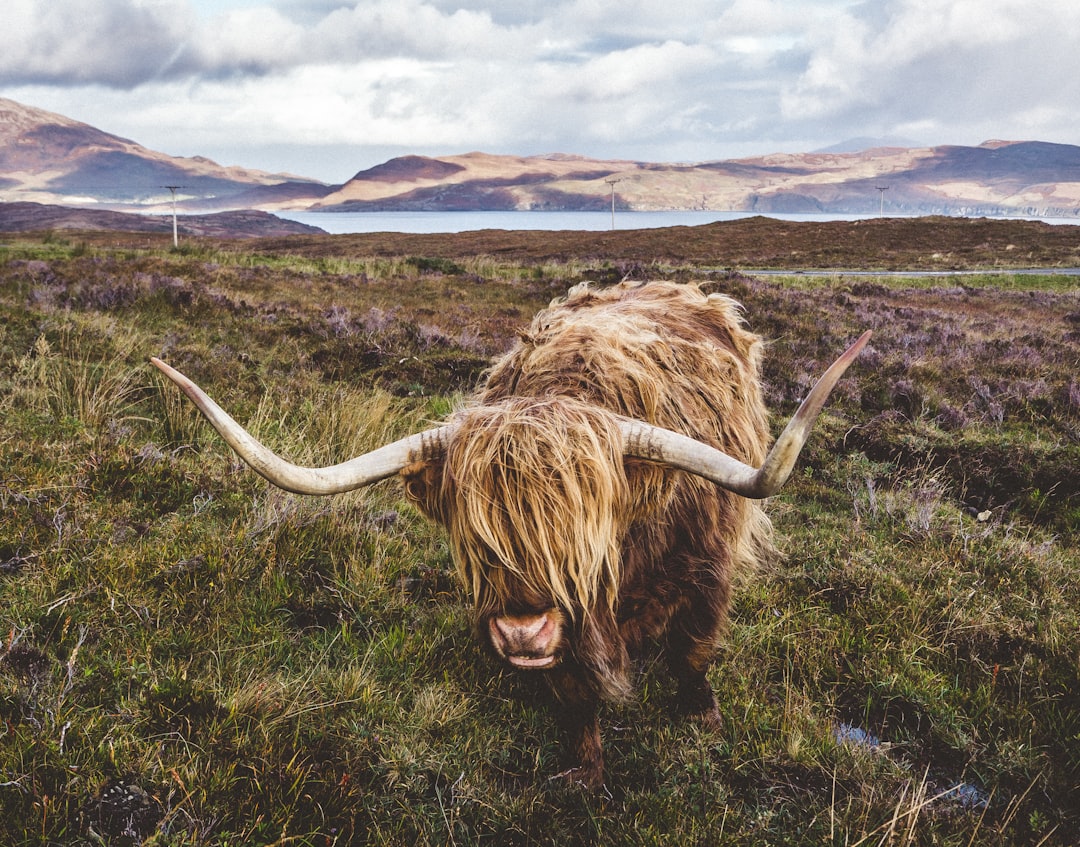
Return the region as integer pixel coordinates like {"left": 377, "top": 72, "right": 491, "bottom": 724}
{"left": 764, "top": 271, "right": 1080, "bottom": 294}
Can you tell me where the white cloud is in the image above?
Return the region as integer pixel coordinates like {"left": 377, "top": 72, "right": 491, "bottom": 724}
{"left": 781, "top": 0, "right": 1080, "bottom": 137}
{"left": 0, "top": 0, "right": 194, "bottom": 86}
{"left": 544, "top": 41, "right": 718, "bottom": 103}
{"left": 3, "top": 0, "right": 1079, "bottom": 181}
{"left": 194, "top": 7, "right": 305, "bottom": 72}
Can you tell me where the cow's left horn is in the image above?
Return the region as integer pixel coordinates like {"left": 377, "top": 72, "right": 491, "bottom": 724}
{"left": 150, "top": 358, "right": 450, "bottom": 495}
{"left": 619, "top": 330, "right": 871, "bottom": 499}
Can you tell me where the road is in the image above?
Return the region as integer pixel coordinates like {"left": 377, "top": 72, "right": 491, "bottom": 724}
{"left": 745, "top": 267, "right": 1080, "bottom": 277}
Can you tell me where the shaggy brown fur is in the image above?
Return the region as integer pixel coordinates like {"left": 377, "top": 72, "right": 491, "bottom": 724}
{"left": 402, "top": 280, "right": 776, "bottom": 788}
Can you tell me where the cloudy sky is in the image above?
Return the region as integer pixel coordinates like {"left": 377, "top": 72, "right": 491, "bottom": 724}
{"left": 3, "top": 0, "right": 1078, "bottom": 182}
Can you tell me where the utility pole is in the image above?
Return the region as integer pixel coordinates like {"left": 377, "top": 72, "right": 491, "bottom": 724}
{"left": 875, "top": 185, "right": 889, "bottom": 217}
{"left": 164, "top": 185, "right": 184, "bottom": 247}
{"left": 605, "top": 177, "right": 623, "bottom": 229}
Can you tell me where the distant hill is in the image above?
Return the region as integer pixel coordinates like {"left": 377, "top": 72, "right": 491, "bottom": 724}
{"left": 2, "top": 97, "right": 1080, "bottom": 218}
{"left": 313, "top": 152, "right": 636, "bottom": 212}
{"left": 0, "top": 97, "right": 333, "bottom": 211}
{"left": 317, "top": 144, "right": 1080, "bottom": 217}
{"left": 0, "top": 201, "right": 324, "bottom": 238}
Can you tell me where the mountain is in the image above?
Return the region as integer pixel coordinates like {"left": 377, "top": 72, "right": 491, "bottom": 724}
{"left": 316, "top": 143, "right": 1080, "bottom": 217}
{"left": 0, "top": 97, "right": 333, "bottom": 210}
{"left": 311, "top": 152, "right": 639, "bottom": 212}
{"left": 3, "top": 97, "right": 1080, "bottom": 218}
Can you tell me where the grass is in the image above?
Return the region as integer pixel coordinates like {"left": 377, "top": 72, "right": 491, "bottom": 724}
{"left": 1, "top": 231, "right": 1078, "bottom": 845}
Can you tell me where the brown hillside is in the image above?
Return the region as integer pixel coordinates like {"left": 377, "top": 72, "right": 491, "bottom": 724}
{"left": 0, "top": 97, "right": 326, "bottom": 209}
{"left": 242, "top": 216, "right": 1080, "bottom": 270}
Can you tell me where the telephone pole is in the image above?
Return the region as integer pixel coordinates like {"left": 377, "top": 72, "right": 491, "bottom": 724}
{"left": 164, "top": 185, "right": 184, "bottom": 247}
{"left": 605, "top": 177, "right": 623, "bottom": 229}
{"left": 875, "top": 185, "right": 889, "bottom": 217}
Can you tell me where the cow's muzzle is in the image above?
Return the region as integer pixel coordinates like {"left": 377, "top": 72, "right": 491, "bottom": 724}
{"left": 488, "top": 612, "right": 563, "bottom": 669}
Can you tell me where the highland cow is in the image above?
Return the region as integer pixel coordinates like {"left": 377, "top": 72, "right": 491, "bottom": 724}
{"left": 152, "top": 280, "right": 869, "bottom": 788}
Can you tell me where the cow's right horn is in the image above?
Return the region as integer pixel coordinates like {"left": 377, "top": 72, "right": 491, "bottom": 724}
{"left": 151, "top": 358, "right": 450, "bottom": 495}
{"left": 619, "top": 330, "right": 870, "bottom": 499}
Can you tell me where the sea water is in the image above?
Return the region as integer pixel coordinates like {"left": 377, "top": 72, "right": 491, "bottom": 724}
{"left": 277, "top": 209, "right": 1080, "bottom": 235}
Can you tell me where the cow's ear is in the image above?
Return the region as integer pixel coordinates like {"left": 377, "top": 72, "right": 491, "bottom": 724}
{"left": 401, "top": 460, "right": 433, "bottom": 500}
{"left": 401, "top": 460, "right": 445, "bottom": 520}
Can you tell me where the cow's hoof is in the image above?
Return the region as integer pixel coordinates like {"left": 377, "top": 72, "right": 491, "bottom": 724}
{"left": 674, "top": 684, "right": 723, "bottom": 731}
{"left": 550, "top": 765, "right": 606, "bottom": 793}
{"left": 692, "top": 703, "right": 723, "bottom": 733}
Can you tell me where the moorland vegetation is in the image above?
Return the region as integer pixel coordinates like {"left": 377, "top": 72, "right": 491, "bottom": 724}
{"left": 1, "top": 220, "right": 1078, "bottom": 844}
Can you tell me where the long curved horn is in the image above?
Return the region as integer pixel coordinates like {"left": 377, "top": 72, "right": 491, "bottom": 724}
{"left": 619, "top": 330, "right": 871, "bottom": 499}
{"left": 150, "top": 357, "right": 450, "bottom": 495}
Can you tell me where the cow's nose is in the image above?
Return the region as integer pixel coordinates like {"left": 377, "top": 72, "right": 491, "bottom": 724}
{"left": 489, "top": 613, "right": 558, "bottom": 667}
{"left": 493, "top": 613, "right": 551, "bottom": 644}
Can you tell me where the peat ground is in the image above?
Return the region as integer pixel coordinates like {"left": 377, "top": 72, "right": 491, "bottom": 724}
{"left": 0, "top": 218, "right": 1078, "bottom": 844}
{"left": 31, "top": 213, "right": 1080, "bottom": 269}
{"left": 245, "top": 214, "right": 1080, "bottom": 270}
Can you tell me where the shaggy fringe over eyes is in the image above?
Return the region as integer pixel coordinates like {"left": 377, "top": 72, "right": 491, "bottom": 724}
{"left": 441, "top": 397, "right": 626, "bottom": 622}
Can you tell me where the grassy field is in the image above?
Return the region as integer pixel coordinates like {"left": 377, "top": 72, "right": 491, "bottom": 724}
{"left": 1, "top": 226, "right": 1078, "bottom": 845}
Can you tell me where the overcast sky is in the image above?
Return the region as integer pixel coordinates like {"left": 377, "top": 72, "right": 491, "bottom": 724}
{"left": 3, "top": 0, "right": 1078, "bottom": 183}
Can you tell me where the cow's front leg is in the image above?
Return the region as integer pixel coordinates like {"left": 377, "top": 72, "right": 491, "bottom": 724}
{"left": 666, "top": 623, "right": 723, "bottom": 731}
{"left": 547, "top": 671, "right": 604, "bottom": 789}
